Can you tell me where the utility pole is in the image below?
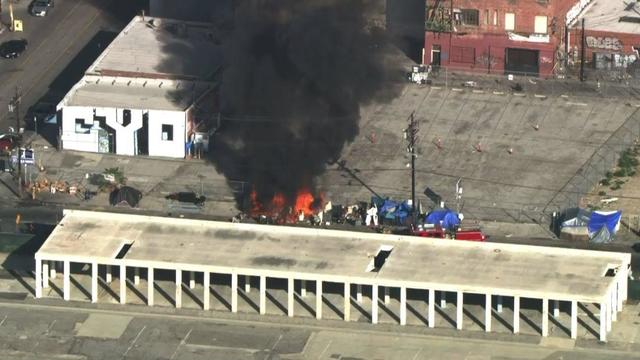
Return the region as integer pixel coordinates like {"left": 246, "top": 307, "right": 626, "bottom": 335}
{"left": 580, "top": 18, "right": 585, "bottom": 82}
{"left": 404, "top": 111, "right": 419, "bottom": 227}
{"left": 8, "top": 86, "right": 22, "bottom": 197}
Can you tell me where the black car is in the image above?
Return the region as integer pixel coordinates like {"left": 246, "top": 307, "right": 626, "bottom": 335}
{"left": 29, "top": 0, "right": 54, "bottom": 17}
{"left": 0, "top": 39, "right": 27, "bottom": 59}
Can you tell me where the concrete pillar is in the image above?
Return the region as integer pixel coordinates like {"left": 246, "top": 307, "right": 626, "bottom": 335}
{"left": 91, "top": 262, "right": 98, "bottom": 303}
{"left": 356, "top": 284, "right": 362, "bottom": 303}
{"left": 189, "top": 271, "right": 196, "bottom": 289}
{"left": 259, "top": 275, "right": 266, "bottom": 315}
{"left": 513, "top": 296, "right": 520, "bottom": 334}
{"left": 147, "top": 267, "right": 154, "bottom": 306}
{"left": 570, "top": 300, "right": 578, "bottom": 339}
{"left": 611, "top": 289, "right": 617, "bottom": 322}
{"left": 384, "top": 286, "right": 390, "bottom": 305}
{"left": 42, "top": 261, "right": 49, "bottom": 289}
{"left": 316, "top": 280, "right": 323, "bottom": 320}
{"left": 231, "top": 273, "right": 238, "bottom": 313}
{"left": 105, "top": 265, "right": 112, "bottom": 283}
{"left": 496, "top": 295, "right": 503, "bottom": 313}
{"left": 344, "top": 282, "right": 351, "bottom": 322}
{"left": 456, "top": 291, "right": 463, "bottom": 330}
{"left": 287, "top": 277, "right": 294, "bottom": 317}
{"left": 203, "top": 272, "right": 210, "bottom": 311}
{"left": 440, "top": 291, "right": 447, "bottom": 309}
{"left": 606, "top": 299, "right": 612, "bottom": 332}
{"left": 541, "top": 298, "right": 549, "bottom": 337}
{"left": 175, "top": 269, "right": 182, "bottom": 309}
{"left": 63, "top": 260, "right": 70, "bottom": 301}
{"left": 301, "top": 280, "right": 307, "bottom": 297}
{"left": 371, "top": 285, "right": 378, "bottom": 324}
{"left": 400, "top": 286, "right": 407, "bottom": 326}
{"left": 134, "top": 268, "right": 140, "bottom": 286}
{"left": 244, "top": 275, "right": 250, "bottom": 293}
{"left": 485, "top": 293, "right": 492, "bottom": 332}
{"left": 553, "top": 300, "right": 560, "bottom": 318}
{"left": 428, "top": 289, "right": 435, "bottom": 328}
{"left": 119, "top": 264, "right": 126, "bottom": 304}
{"left": 600, "top": 301, "right": 607, "bottom": 342}
{"left": 35, "top": 257, "right": 42, "bottom": 299}
{"left": 617, "top": 280, "right": 623, "bottom": 312}
{"left": 50, "top": 261, "right": 57, "bottom": 280}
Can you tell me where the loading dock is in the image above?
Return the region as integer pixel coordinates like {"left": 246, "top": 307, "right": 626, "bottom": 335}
{"left": 35, "top": 210, "right": 631, "bottom": 342}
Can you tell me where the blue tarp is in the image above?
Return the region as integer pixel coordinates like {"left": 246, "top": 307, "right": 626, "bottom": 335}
{"left": 425, "top": 209, "right": 460, "bottom": 230}
{"left": 588, "top": 210, "right": 621, "bottom": 236}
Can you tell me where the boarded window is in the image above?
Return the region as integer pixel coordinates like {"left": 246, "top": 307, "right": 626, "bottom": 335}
{"left": 493, "top": 10, "right": 498, "bottom": 26}
{"left": 162, "top": 124, "right": 174, "bottom": 141}
{"left": 460, "top": 9, "right": 479, "bottom": 26}
{"left": 451, "top": 46, "right": 475, "bottom": 64}
{"left": 534, "top": 15, "right": 547, "bottom": 34}
{"left": 75, "top": 119, "right": 91, "bottom": 134}
{"left": 484, "top": 10, "right": 489, "bottom": 25}
{"left": 505, "top": 12, "right": 515, "bottom": 31}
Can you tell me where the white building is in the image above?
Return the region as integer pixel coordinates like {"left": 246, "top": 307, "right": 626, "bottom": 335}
{"left": 57, "top": 16, "right": 222, "bottom": 158}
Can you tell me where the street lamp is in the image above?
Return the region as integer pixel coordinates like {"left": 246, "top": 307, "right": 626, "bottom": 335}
{"left": 8, "top": 87, "right": 22, "bottom": 197}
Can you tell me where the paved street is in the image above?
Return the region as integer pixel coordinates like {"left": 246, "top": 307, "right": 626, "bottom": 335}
{"left": 0, "top": 0, "right": 136, "bottom": 132}
{"left": 0, "top": 299, "right": 635, "bottom": 359}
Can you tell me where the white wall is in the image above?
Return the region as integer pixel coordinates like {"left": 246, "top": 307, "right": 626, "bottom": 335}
{"left": 148, "top": 109, "right": 186, "bottom": 158}
{"left": 60, "top": 106, "right": 100, "bottom": 153}
{"left": 97, "top": 107, "right": 143, "bottom": 156}
{"left": 61, "top": 106, "right": 186, "bottom": 158}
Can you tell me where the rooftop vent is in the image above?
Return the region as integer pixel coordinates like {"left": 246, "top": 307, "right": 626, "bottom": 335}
{"left": 366, "top": 245, "right": 394, "bottom": 272}
{"left": 619, "top": 16, "right": 640, "bottom": 24}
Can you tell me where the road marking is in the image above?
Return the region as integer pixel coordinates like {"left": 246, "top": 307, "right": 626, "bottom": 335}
{"left": 0, "top": 315, "right": 7, "bottom": 326}
{"left": 122, "top": 325, "right": 146, "bottom": 357}
{"left": 46, "top": 319, "right": 56, "bottom": 334}
{"left": 411, "top": 348, "right": 423, "bottom": 360}
{"left": 318, "top": 340, "right": 332, "bottom": 358}
{"left": 567, "top": 102, "right": 588, "bottom": 106}
{"left": 270, "top": 333, "right": 283, "bottom": 352}
{"left": 169, "top": 328, "right": 192, "bottom": 360}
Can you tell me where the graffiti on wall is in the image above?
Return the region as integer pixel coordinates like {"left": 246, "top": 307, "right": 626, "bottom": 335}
{"left": 586, "top": 36, "right": 623, "bottom": 51}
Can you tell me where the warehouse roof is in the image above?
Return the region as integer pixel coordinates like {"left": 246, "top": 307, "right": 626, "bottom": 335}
{"left": 61, "top": 75, "right": 215, "bottom": 112}
{"left": 37, "top": 210, "right": 630, "bottom": 303}
{"left": 578, "top": 0, "right": 640, "bottom": 34}
{"left": 87, "top": 16, "right": 224, "bottom": 81}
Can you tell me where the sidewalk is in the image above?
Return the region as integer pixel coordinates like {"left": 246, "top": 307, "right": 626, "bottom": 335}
{"left": 17, "top": 133, "right": 240, "bottom": 219}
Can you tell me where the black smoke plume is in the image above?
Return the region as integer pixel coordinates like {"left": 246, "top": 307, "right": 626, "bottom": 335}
{"left": 212, "top": 0, "right": 398, "bottom": 208}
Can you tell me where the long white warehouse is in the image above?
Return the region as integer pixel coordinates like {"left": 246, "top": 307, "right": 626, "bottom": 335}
{"left": 34, "top": 210, "right": 631, "bottom": 342}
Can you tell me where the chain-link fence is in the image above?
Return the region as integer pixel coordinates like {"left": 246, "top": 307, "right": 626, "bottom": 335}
{"left": 543, "top": 107, "right": 640, "bottom": 217}
{"left": 421, "top": 65, "right": 640, "bottom": 100}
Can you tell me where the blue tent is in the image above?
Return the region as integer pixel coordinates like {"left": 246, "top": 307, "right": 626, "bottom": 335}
{"left": 588, "top": 210, "right": 621, "bottom": 238}
{"left": 425, "top": 209, "right": 460, "bottom": 230}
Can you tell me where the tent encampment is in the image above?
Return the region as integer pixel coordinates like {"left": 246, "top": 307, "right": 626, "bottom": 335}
{"left": 425, "top": 209, "right": 460, "bottom": 230}
{"left": 109, "top": 186, "right": 142, "bottom": 207}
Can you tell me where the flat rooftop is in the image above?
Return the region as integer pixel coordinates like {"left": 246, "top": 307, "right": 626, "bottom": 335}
{"left": 579, "top": 0, "right": 640, "bottom": 34}
{"left": 87, "top": 16, "right": 224, "bottom": 80}
{"left": 62, "top": 75, "right": 215, "bottom": 112}
{"left": 36, "top": 210, "right": 630, "bottom": 303}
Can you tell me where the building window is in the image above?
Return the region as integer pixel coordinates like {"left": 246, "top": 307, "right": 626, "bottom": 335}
{"left": 534, "top": 16, "right": 548, "bottom": 34}
{"left": 493, "top": 10, "right": 498, "bottom": 26}
{"left": 484, "top": 10, "right": 489, "bottom": 25}
{"left": 505, "top": 12, "right": 515, "bottom": 31}
{"left": 162, "top": 124, "right": 174, "bottom": 141}
{"left": 121, "top": 109, "right": 131, "bottom": 127}
{"left": 75, "top": 119, "right": 91, "bottom": 134}
{"left": 451, "top": 46, "right": 475, "bottom": 64}
{"left": 457, "top": 9, "right": 479, "bottom": 26}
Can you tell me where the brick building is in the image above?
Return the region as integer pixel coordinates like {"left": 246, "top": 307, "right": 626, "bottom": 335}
{"left": 424, "top": 0, "right": 579, "bottom": 77}
{"left": 568, "top": 0, "right": 640, "bottom": 74}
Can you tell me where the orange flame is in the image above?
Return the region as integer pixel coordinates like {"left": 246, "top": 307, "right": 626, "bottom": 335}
{"left": 249, "top": 188, "right": 323, "bottom": 223}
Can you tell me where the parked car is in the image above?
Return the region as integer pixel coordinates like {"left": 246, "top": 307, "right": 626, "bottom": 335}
{"left": 29, "top": 0, "right": 54, "bottom": 17}
{"left": 0, "top": 39, "right": 27, "bottom": 59}
{"left": 0, "top": 134, "right": 19, "bottom": 154}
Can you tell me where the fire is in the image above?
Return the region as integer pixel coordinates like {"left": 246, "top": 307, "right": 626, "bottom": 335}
{"left": 249, "top": 188, "right": 323, "bottom": 224}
